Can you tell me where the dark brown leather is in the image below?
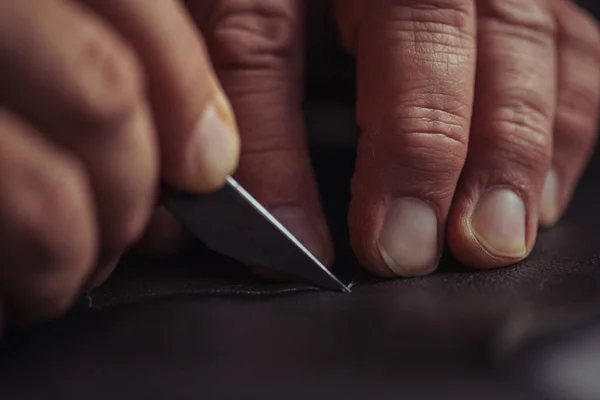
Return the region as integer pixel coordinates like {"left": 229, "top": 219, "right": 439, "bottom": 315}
{"left": 1, "top": 138, "right": 600, "bottom": 399}
{"left": 0, "top": 3, "right": 599, "bottom": 398}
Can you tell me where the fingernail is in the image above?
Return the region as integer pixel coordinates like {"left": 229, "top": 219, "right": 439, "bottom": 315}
{"left": 190, "top": 92, "right": 240, "bottom": 190}
{"left": 271, "top": 207, "right": 333, "bottom": 266}
{"left": 377, "top": 198, "right": 439, "bottom": 276}
{"left": 540, "top": 169, "right": 560, "bottom": 226}
{"left": 472, "top": 190, "right": 527, "bottom": 259}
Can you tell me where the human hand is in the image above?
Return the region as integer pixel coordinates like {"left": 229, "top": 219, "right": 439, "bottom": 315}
{"left": 337, "top": 0, "right": 600, "bottom": 276}
{"left": 143, "top": 0, "right": 600, "bottom": 278}
{"left": 337, "top": 0, "right": 600, "bottom": 275}
{"left": 0, "top": 0, "right": 240, "bottom": 328}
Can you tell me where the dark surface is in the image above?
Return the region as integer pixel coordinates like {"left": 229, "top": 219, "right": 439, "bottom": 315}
{"left": 1, "top": 3, "right": 600, "bottom": 399}
{"left": 1, "top": 138, "right": 600, "bottom": 399}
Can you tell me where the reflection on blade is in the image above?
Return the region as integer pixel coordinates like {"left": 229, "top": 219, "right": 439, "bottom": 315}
{"left": 162, "top": 177, "right": 350, "bottom": 292}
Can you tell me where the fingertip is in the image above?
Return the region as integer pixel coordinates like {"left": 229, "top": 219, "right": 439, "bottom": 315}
{"left": 166, "top": 90, "right": 241, "bottom": 193}
{"left": 539, "top": 169, "right": 561, "bottom": 228}
{"left": 191, "top": 93, "right": 240, "bottom": 189}
{"left": 376, "top": 198, "right": 440, "bottom": 277}
{"left": 348, "top": 195, "right": 425, "bottom": 279}
{"left": 447, "top": 192, "right": 531, "bottom": 270}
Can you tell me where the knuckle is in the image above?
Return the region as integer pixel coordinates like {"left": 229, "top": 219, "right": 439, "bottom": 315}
{"left": 494, "top": 131, "right": 551, "bottom": 175}
{"left": 494, "top": 87, "right": 555, "bottom": 126}
{"left": 557, "top": 81, "right": 600, "bottom": 128}
{"left": 488, "top": 99, "right": 553, "bottom": 173}
{"left": 30, "top": 159, "right": 96, "bottom": 270}
{"left": 374, "top": 104, "right": 470, "bottom": 181}
{"left": 209, "top": 0, "right": 299, "bottom": 70}
{"left": 238, "top": 111, "right": 300, "bottom": 154}
{"left": 342, "top": 0, "right": 473, "bottom": 55}
{"left": 375, "top": 0, "right": 474, "bottom": 48}
{"left": 71, "top": 26, "right": 144, "bottom": 126}
{"left": 555, "top": 107, "right": 598, "bottom": 154}
{"left": 478, "top": 0, "right": 557, "bottom": 41}
{"left": 555, "top": 2, "right": 600, "bottom": 61}
{"left": 384, "top": 0, "right": 472, "bottom": 16}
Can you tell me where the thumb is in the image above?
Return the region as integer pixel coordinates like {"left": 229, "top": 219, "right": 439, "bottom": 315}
{"left": 82, "top": 0, "right": 241, "bottom": 193}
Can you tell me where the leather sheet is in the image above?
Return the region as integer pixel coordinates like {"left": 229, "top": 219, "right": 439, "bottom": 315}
{"left": 1, "top": 142, "right": 600, "bottom": 399}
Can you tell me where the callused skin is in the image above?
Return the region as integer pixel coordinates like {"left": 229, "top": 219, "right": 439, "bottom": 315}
{"left": 0, "top": 0, "right": 599, "bottom": 334}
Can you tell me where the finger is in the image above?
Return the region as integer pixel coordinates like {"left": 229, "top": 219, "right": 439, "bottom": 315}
{"left": 0, "top": 110, "right": 96, "bottom": 326}
{"left": 539, "top": 0, "right": 600, "bottom": 226}
{"left": 134, "top": 208, "right": 194, "bottom": 257}
{"left": 189, "top": 0, "right": 333, "bottom": 265}
{"left": 0, "top": 0, "right": 158, "bottom": 265}
{"left": 340, "top": 0, "right": 477, "bottom": 276}
{"left": 81, "top": 0, "right": 241, "bottom": 193}
{"left": 447, "top": 0, "right": 557, "bottom": 267}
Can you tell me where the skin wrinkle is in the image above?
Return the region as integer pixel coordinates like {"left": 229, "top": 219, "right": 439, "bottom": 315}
{"left": 209, "top": 0, "right": 299, "bottom": 69}
{"left": 387, "top": 0, "right": 473, "bottom": 16}
{"left": 397, "top": 112, "right": 466, "bottom": 131}
{"left": 357, "top": 5, "right": 474, "bottom": 177}
{"left": 381, "top": 97, "right": 472, "bottom": 148}
{"left": 558, "top": 37, "right": 600, "bottom": 66}
{"left": 394, "top": 103, "right": 471, "bottom": 127}
{"left": 557, "top": 60, "right": 600, "bottom": 118}
{"left": 545, "top": 3, "right": 600, "bottom": 222}
{"left": 363, "top": 111, "right": 469, "bottom": 166}
{"left": 361, "top": 77, "right": 472, "bottom": 118}
{"left": 381, "top": 23, "right": 471, "bottom": 61}
{"left": 492, "top": 96, "right": 554, "bottom": 136}
{"left": 478, "top": 0, "right": 557, "bottom": 38}
{"left": 558, "top": 82, "right": 600, "bottom": 118}
{"left": 479, "top": 23, "right": 556, "bottom": 49}
{"left": 374, "top": 141, "right": 466, "bottom": 183}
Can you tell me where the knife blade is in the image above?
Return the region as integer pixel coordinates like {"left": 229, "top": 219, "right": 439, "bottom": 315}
{"left": 161, "top": 177, "right": 350, "bottom": 292}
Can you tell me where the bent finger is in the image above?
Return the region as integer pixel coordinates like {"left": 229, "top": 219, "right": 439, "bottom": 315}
{"left": 447, "top": 0, "right": 557, "bottom": 267}
{"left": 0, "top": 110, "right": 97, "bottom": 326}
{"left": 0, "top": 0, "right": 158, "bottom": 266}
{"left": 189, "top": 0, "right": 333, "bottom": 265}
{"left": 341, "top": 0, "right": 477, "bottom": 277}
{"left": 540, "top": 0, "right": 600, "bottom": 226}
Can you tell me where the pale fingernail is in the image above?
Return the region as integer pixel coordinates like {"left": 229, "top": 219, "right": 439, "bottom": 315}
{"left": 190, "top": 92, "right": 240, "bottom": 190}
{"left": 377, "top": 198, "right": 439, "bottom": 276}
{"left": 472, "top": 190, "right": 527, "bottom": 259}
{"left": 271, "top": 207, "right": 333, "bottom": 267}
{"left": 540, "top": 169, "right": 560, "bottom": 226}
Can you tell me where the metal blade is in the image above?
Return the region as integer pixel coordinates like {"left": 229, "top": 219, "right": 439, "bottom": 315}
{"left": 162, "top": 177, "right": 350, "bottom": 292}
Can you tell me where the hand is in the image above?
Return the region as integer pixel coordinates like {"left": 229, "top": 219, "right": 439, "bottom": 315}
{"left": 143, "top": 0, "right": 599, "bottom": 277}
{"left": 338, "top": 0, "right": 600, "bottom": 276}
{"left": 0, "top": 0, "right": 240, "bottom": 329}
{"left": 339, "top": 0, "right": 600, "bottom": 275}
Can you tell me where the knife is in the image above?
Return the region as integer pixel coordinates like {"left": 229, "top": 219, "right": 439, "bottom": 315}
{"left": 161, "top": 177, "right": 350, "bottom": 292}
